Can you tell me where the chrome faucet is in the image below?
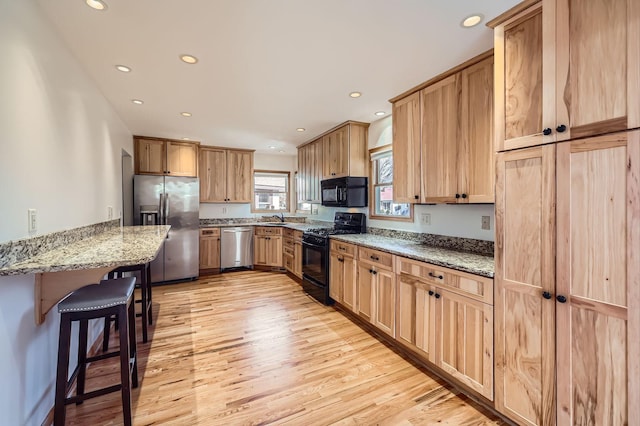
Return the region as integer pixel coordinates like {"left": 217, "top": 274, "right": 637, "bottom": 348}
{"left": 273, "top": 213, "right": 285, "bottom": 222}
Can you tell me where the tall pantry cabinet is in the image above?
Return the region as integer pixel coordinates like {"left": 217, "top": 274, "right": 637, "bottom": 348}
{"left": 490, "top": 0, "right": 640, "bottom": 424}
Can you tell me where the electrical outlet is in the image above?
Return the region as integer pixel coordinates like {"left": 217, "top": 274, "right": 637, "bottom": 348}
{"left": 107, "top": 206, "right": 113, "bottom": 220}
{"left": 481, "top": 216, "right": 491, "bottom": 230}
{"left": 420, "top": 213, "right": 431, "bottom": 225}
{"left": 28, "top": 209, "right": 37, "bottom": 233}
{"left": 222, "top": 207, "right": 227, "bottom": 214}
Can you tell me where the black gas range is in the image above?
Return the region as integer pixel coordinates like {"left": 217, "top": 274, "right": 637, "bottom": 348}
{"left": 301, "top": 212, "right": 366, "bottom": 305}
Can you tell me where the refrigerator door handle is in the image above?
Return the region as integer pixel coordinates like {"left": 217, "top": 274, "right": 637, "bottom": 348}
{"left": 164, "top": 193, "right": 169, "bottom": 223}
{"left": 158, "top": 193, "right": 164, "bottom": 224}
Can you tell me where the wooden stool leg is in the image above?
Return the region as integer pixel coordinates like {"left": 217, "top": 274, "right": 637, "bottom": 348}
{"left": 76, "top": 319, "right": 89, "bottom": 404}
{"left": 54, "top": 314, "right": 72, "bottom": 426}
{"left": 128, "top": 296, "right": 139, "bottom": 388}
{"left": 117, "top": 304, "right": 133, "bottom": 426}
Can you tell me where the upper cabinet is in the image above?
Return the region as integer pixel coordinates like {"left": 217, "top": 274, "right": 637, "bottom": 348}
{"left": 297, "top": 121, "right": 369, "bottom": 204}
{"left": 134, "top": 137, "right": 199, "bottom": 177}
{"left": 391, "top": 52, "right": 495, "bottom": 204}
{"left": 489, "top": 0, "right": 639, "bottom": 152}
{"left": 199, "top": 146, "right": 254, "bottom": 203}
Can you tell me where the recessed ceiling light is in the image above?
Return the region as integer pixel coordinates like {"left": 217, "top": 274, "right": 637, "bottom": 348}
{"left": 115, "top": 65, "right": 131, "bottom": 73}
{"left": 269, "top": 146, "right": 276, "bottom": 149}
{"left": 296, "top": 128, "right": 306, "bottom": 132}
{"left": 349, "top": 92, "right": 362, "bottom": 98}
{"left": 85, "top": 0, "right": 107, "bottom": 11}
{"left": 375, "top": 111, "right": 385, "bottom": 116}
{"left": 131, "top": 99, "right": 144, "bottom": 105}
{"left": 279, "top": 150, "right": 285, "bottom": 153}
{"left": 180, "top": 54, "right": 198, "bottom": 64}
{"left": 180, "top": 112, "right": 192, "bottom": 117}
{"left": 182, "top": 137, "right": 190, "bottom": 140}
{"left": 462, "top": 14, "right": 483, "bottom": 28}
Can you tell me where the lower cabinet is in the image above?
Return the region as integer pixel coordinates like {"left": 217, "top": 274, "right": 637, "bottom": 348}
{"left": 199, "top": 228, "right": 220, "bottom": 271}
{"left": 329, "top": 241, "right": 357, "bottom": 310}
{"left": 283, "top": 229, "right": 303, "bottom": 279}
{"left": 356, "top": 256, "right": 396, "bottom": 337}
{"left": 255, "top": 227, "right": 283, "bottom": 267}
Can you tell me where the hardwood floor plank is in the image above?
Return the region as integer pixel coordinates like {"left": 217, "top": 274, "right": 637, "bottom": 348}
{"left": 61, "top": 271, "right": 506, "bottom": 425}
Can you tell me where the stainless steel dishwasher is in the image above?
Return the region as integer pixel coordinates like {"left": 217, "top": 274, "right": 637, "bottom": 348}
{"left": 220, "top": 227, "right": 254, "bottom": 271}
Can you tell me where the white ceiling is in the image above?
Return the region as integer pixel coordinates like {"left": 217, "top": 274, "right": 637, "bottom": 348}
{"left": 36, "top": 0, "right": 519, "bottom": 155}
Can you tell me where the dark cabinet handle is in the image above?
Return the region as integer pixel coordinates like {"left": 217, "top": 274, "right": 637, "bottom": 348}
{"left": 167, "top": 171, "right": 171, "bottom": 174}
{"left": 542, "top": 291, "right": 552, "bottom": 300}
{"left": 414, "top": 195, "right": 419, "bottom": 199}
{"left": 338, "top": 247, "right": 346, "bottom": 251}
{"left": 461, "top": 193, "right": 467, "bottom": 199}
{"left": 338, "top": 257, "right": 344, "bottom": 263}
{"left": 556, "top": 124, "right": 567, "bottom": 133}
{"left": 455, "top": 193, "right": 461, "bottom": 199}
{"left": 372, "top": 270, "right": 377, "bottom": 275}
{"left": 556, "top": 295, "right": 567, "bottom": 303}
{"left": 370, "top": 255, "right": 379, "bottom": 261}
{"left": 543, "top": 128, "right": 552, "bottom": 136}
{"left": 435, "top": 293, "right": 441, "bottom": 299}
{"left": 428, "top": 290, "right": 434, "bottom": 296}
{"left": 428, "top": 272, "right": 444, "bottom": 280}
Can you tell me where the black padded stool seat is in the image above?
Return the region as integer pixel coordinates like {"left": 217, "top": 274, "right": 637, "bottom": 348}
{"left": 102, "top": 262, "right": 152, "bottom": 349}
{"left": 54, "top": 277, "right": 138, "bottom": 426}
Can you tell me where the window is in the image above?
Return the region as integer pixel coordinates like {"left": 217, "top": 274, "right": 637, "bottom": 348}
{"left": 252, "top": 170, "right": 290, "bottom": 212}
{"left": 370, "top": 146, "right": 412, "bottom": 220}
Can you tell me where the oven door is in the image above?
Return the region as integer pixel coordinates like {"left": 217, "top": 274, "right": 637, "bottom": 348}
{"left": 302, "top": 239, "right": 327, "bottom": 286}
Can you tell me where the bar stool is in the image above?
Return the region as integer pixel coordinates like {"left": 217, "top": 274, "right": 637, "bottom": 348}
{"left": 102, "top": 262, "right": 152, "bottom": 349}
{"left": 54, "top": 277, "right": 138, "bottom": 426}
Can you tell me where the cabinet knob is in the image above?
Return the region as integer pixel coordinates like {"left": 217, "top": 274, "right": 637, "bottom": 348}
{"left": 455, "top": 193, "right": 461, "bottom": 199}
{"left": 428, "top": 272, "right": 443, "bottom": 280}
{"left": 556, "top": 295, "right": 567, "bottom": 303}
{"left": 370, "top": 255, "right": 379, "bottom": 261}
{"left": 542, "top": 291, "right": 552, "bottom": 300}
{"left": 428, "top": 290, "right": 434, "bottom": 296}
{"left": 338, "top": 257, "right": 344, "bottom": 262}
{"left": 167, "top": 171, "right": 171, "bottom": 174}
{"left": 543, "top": 128, "right": 552, "bottom": 136}
{"left": 556, "top": 124, "right": 567, "bottom": 133}
{"left": 414, "top": 195, "right": 419, "bottom": 199}
{"left": 461, "top": 193, "right": 467, "bottom": 199}
{"left": 372, "top": 270, "right": 377, "bottom": 275}
{"left": 435, "top": 293, "right": 441, "bottom": 299}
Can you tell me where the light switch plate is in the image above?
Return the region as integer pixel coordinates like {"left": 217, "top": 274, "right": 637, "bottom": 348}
{"left": 481, "top": 216, "right": 491, "bottom": 230}
{"left": 420, "top": 213, "right": 431, "bottom": 225}
{"left": 28, "top": 209, "right": 37, "bottom": 233}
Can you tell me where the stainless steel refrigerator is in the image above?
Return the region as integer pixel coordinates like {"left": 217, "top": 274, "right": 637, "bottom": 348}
{"left": 133, "top": 175, "right": 199, "bottom": 283}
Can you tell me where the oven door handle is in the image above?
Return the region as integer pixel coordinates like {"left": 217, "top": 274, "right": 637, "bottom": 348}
{"left": 302, "top": 240, "right": 326, "bottom": 249}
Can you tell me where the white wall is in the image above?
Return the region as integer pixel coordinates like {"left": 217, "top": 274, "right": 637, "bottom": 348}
{"left": 199, "top": 153, "right": 298, "bottom": 219}
{"left": 0, "top": 1, "right": 132, "bottom": 424}
{"left": 310, "top": 116, "right": 496, "bottom": 241}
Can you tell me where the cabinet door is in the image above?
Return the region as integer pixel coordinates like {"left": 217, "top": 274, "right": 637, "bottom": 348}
{"left": 312, "top": 140, "right": 323, "bottom": 202}
{"left": 373, "top": 269, "right": 395, "bottom": 337}
{"left": 493, "top": 3, "right": 549, "bottom": 151}
{"left": 396, "top": 274, "right": 436, "bottom": 362}
{"left": 555, "top": 131, "right": 639, "bottom": 425}
{"left": 323, "top": 127, "right": 348, "bottom": 179}
{"left": 495, "top": 145, "right": 556, "bottom": 425}
{"left": 342, "top": 256, "right": 357, "bottom": 312}
{"left": 199, "top": 236, "right": 220, "bottom": 269}
{"left": 265, "top": 237, "right": 282, "bottom": 267}
{"left": 136, "top": 139, "right": 165, "bottom": 175}
{"left": 199, "top": 148, "right": 227, "bottom": 202}
{"left": 356, "top": 263, "right": 374, "bottom": 322}
{"left": 166, "top": 141, "right": 197, "bottom": 177}
{"left": 555, "top": 0, "right": 639, "bottom": 140}
{"left": 392, "top": 92, "right": 422, "bottom": 203}
{"left": 226, "top": 150, "right": 253, "bottom": 202}
{"left": 297, "top": 145, "right": 307, "bottom": 203}
{"left": 420, "top": 74, "right": 459, "bottom": 203}
{"left": 253, "top": 236, "right": 268, "bottom": 265}
{"left": 329, "top": 252, "right": 344, "bottom": 302}
{"left": 460, "top": 56, "right": 494, "bottom": 203}
{"left": 293, "top": 241, "right": 303, "bottom": 279}
{"left": 436, "top": 288, "right": 494, "bottom": 401}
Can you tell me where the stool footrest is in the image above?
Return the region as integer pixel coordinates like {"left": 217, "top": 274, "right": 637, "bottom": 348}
{"left": 87, "top": 351, "right": 120, "bottom": 363}
{"left": 65, "top": 384, "right": 122, "bottom": 405}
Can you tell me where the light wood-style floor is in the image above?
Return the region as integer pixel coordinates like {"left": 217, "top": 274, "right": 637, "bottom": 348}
{"left": 62, "top": 270, "right": 506, "bottom": 425}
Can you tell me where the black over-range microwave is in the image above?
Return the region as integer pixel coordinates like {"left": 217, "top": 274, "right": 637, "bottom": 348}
{"left": 320, "top": 177, "right": 368, "bottom": 207}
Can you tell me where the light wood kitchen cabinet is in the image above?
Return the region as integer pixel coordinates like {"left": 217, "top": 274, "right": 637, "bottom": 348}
{"left": 356, "top": 248, "right": 395, "bottom": 337}
{"left": 199, "top": 146, "right": 254, "bottom": 203}
{"left": 490, "top": 0, "right": 639, "bottom": 152}
{"left": 283, "top": 229, "right": 303, "bottom": 279}
{"left": 494, "top": 131, "right": 640, "bottom": 425}
{"left": 391, "top": 52, "right": 494, "bottom": 204}
{"left": 199, "top": 228, "right": 220, "bottom": 271}
{"left": 321, "top": 122, "right": 369, "bottom": 179}
{"left": 296, "top": 139, "right": 323, "bottom": 204}
{"left": 134, "top": 137, "right": 198, "bottom": 177}
{"left": 254, "top": 226, "right": 283, "bottom": 267}
{"left": 391, "top": 92, "right": 421, "bottom": 203}
{"left": 395, "top": 257, "right": 494, "bottom": 401}
{"left": 329, "top": 241, "right": 357, "bottom": 310}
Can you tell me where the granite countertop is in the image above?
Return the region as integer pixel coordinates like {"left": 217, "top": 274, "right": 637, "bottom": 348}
{"left": 0, "top": 225, "right": 170, "bottom": 276}
{"left": 330, "top": 234, "right": 494, "bottom": 278}
{"left": 201, "top": 222, "right": 327, "bottom": 232}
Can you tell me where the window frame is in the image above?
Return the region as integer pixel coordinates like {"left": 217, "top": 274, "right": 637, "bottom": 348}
{"left": 368, "top": 145, "right": 413, "bottom": 221}
{"left": 251, "top": 169, "right": 291, "bottom": 213}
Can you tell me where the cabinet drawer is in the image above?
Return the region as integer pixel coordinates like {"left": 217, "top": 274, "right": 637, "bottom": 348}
{"left": 283, "top": 237, "right": 294, "bottom": 249}
{"left": 283, "top": 245, "right": 294, "bottom": 256}
{"left": 283, "top": 228, "right": 296, "bottom": 238}
{"left": 330, "top": 240, "right": 357, "bottom": 257}
{"left": 396, "top": 257, "right": 493, "bottom": 304}
{"left": 200, "top": 228, "right": 220, "bottom": 237}
{"left": 283, "top": 253, "right": 294, "bottom": 271}
{"left": 255, "top": 226, "right": 283, "bottom": 236}
{"left": 358, "top": 247, "right": 394, "bottom": 270}
{"left": 293, "top": 230, "right": 303, "bottom": 242}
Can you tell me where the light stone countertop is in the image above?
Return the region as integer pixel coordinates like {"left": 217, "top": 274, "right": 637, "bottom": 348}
{"left": 202, "top": 222, "right": 328, "bottom": 232}
{"left": 330, "top": 234, "right": 494, "bottom": 278}
{"left": 0, "top": 225, "right": 170, "bottom": 276}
